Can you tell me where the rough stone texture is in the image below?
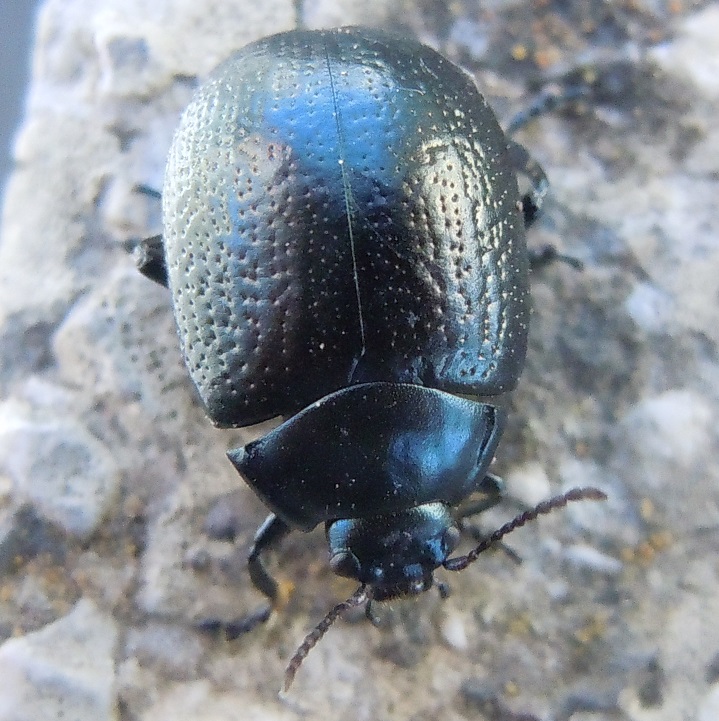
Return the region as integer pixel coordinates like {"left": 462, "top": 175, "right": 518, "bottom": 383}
{"left": 0, "top": 599, "right": 118, "bottom": 721}
{"left": 0, "top": 0, "right": 717, "bottom": 719}
{"left": 0, "top": 410, "right": 121, "bottom": 539}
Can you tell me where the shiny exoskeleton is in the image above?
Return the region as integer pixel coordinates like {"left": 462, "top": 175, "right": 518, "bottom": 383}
{"left": 137, "top": 26, "right": 604, "bottom": 689}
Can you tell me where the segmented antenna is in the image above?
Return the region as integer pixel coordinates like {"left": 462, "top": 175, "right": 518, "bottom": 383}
{"left": 283, "top": 584, "right": 369, "bottom": 692}
{"left": 443, "top": 487, "right": 607, "bottom": 572}
{"left": 282, "top": 487, "right": 606, "bottom": 692}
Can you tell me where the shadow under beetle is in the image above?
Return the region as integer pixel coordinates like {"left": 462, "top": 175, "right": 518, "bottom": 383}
{"left": 136, "top": 26, "right": 605, "bottom": 690}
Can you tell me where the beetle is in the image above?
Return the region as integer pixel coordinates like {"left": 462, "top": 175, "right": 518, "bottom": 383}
{"left": 136, "top": 26, "right": 605, "bottom": 689}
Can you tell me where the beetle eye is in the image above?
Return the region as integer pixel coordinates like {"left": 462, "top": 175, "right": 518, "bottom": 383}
{"left": 442, "top": 526, "right": 461, "bottom": 555}
{"left": 329, "top": 551, "right": 361, "bottom": 579}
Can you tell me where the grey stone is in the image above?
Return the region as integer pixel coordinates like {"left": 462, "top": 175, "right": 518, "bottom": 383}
{"left": 564, "top": 544, "right": 623, "bottom": 576}
{"left": 53, "top": 267, "right": 193, "bottom": 425}
{"left": 612, "top": 389, "right": 718, "bottom": 530}
{"left": 0, "top": 0, "right": 717, "bottom": 718}
{"left": 698, "top": 685, "right": 719, "bottom": 721}
{"left": 303, "top": 0, "right": 393, "bottom": 29}
{"left": 0, "top": 411, "right": 121, "bottom": 539}
{"left": 505, "top": 461, "right": 552, "bottom": 507}
{"left": 125, "top": 622, "right": 204, "bottom": 680}
{"left": 0, "top": 505, "right": 67, "bottom": 574}
{"left": 439, "top": 610, "right": 469, "bottom": 651}
{"left": 650, "top": 6, "right": 719, "bottom": 101}
{"left": 619, "top": 559, "right": 719, "bottom": 721}
{"left": 135, "top": 680, "right": 298, "bottom": 721}
{"left": 0, "top": 599, "right": 118, "bottom": 721}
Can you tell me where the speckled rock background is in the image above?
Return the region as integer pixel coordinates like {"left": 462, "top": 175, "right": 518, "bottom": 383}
{"left": 1, "top": 1, "right": 718, "bottom": 720}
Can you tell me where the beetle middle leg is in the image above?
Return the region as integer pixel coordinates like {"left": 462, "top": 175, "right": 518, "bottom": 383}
{"left": 130, "top": 183, "right": 169, "bottom": 287}
{"left": 506, "top": 81, "right": 589, "bottom": 137}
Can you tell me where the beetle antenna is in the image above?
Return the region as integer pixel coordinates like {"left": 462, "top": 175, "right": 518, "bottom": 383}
{"left": 443, "top": 487, "right": 607, "bottom": 572}
{"left": 283, "top": 584, "right": 369, "bottom": 692}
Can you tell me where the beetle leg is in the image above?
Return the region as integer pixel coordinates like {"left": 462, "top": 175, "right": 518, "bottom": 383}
{"left": 365, "top": 599, "right": 382, "bottom": 627}
{"left": 131, "top": 183, "right": 168, "bottom": 286}
{"left": 247, "top": 513, "right": 292, "bottom": 601}
{"left": 507, "top": 140, "right": 583, "bottom": 269}
{"left": 506, "top": 82, "right": 589, "bottom": 136}
{"left": 211, "top": 514, "right": 293, "bottom": 639}
{"left": 506, "top": 142, "right": 583, "bottom": 269}
{"left": 507, "top": 140, "right": 549, "bottom": 229}
{"left": 529, "top": 244, "right": 584, "bottom": 272}
{"left": 477, "top": 472, "right": 505, "bottom": 497}
{"left": 456, "top": 475, "right": 522, "bottom": 565}
{"left": 218, "top": 606, "right": 273, "bottom": 639}
{"left": 134, "top": 234, "right": 169, "bottom": 287}
{"left": 456, "top": 473, "right": 506, "bottom": 520}
{"left": 195, "top": 514, "right": 292, "bottom": 639}
{"left": 507, "top": 60, "right": 637, "bottom": 137}
{"left": 134, "top": 183, "right": 162, "bottom": 200}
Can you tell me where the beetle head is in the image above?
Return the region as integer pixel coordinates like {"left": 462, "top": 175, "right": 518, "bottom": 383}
{"left": 284, "top": 487, "right": 607, "bottom": 692}
{"left": 325, "top": 502, "right": 460, "bottom": 601}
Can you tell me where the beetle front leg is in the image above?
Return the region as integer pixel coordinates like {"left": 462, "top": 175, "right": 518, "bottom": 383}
{"left": 456, "top": 473, "right": 506, "bottom": 520}
{"left": 226, "top": 513, "right": 293, "bottom": 637}
{"left": 455, "top": 474, "right": 522, "bottom": 565}
{"left": 453, "top": 474, "right": 506, "bottom": 559}
{"left": 247, "top": 512, "right": 291, "bottom": 603}
{"left": 198, "top": 513, "right": 292, "bottom": 639}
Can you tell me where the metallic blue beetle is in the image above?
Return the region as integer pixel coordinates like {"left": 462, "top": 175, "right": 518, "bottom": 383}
{"left": 137, "top": 26, "right": 603, "bottom": 688}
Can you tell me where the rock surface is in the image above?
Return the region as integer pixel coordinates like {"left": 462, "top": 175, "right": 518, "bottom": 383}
{"left": 0, "top": 0, "right": 717, "bottom": 719}
{"left": 0, "top": 599, "right": 118, "bottom": 721}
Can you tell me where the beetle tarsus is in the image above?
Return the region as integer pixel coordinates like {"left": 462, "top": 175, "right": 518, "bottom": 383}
{"left": 133, "top": 183, "right": 162, "bottom": 200}
{"left": 194, "top": 513, "right": 291, "bottom": 641}
{"left": 195, "top": 604, "right": 273, "bottom": 640}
